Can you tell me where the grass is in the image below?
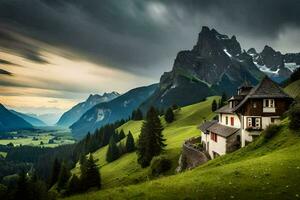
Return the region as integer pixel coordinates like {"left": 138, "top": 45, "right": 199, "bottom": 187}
{"left": 0, "top": 127, "right": 75, "bottom": 147}
{"left": 72, "top": 96, "right": 219, "bottom": 189}
{"left": 0, "top": 151, "right": 7, "bottom": 158}
{"left": 284, "top": 79, "right": 300, "bottom": 100}
{"left": 65, "top": 120, "right": 300, "bottom": 200}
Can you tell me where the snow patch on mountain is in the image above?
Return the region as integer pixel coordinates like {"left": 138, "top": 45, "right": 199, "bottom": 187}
{"left": 96, "top": 109, "right": 105, "bottom": 122}
{"left": 284, "top": 62, "right": 300, "bottom": 72}
{"left": 223, "top": 49, "right": 232, "bottom": 58}
{"left": 254, "top": 62, "right": 280, "bottom": 75}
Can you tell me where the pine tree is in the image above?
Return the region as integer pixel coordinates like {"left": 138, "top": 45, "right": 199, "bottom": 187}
{"left": 219, "top": 92, "right": 227, "bottom": 107}
{"left": 15, "top": 170, "right": 29, "bottom": 200}
{"left": 106, "top": 136, "right": 120, "bottom": 162}
{"left": 57, "top": 162, "right": 70, "bottom": 190}
{"left": 79, "top": 155, "right": 88, "bottom": 191}
{"left": 85, "top": 154, "right": 101, "bottom": 189}
{"left": 164, "top": 107, "right": 174, "bottom": 123}
{"left": 211, "top": 100, "right": 217, "bottom": 111}
{"left": 135, "top": 109, "right": 143, "bottom": 120}
{"left": 50, "top": 158, "right": 61, "bottom": 186}
{"left": 137, "top": 107, "right": 166, "bottom": 168}
{"left": 125, "top": 131, "right": 135, "bottom": 152}
{"left": 66, "top": 175, "right": 81, "bottom": 195}
{"left": 118, "top": 129, "right": 126, "bottom": 141}
{"left": 132, "top": 109, "right": 143, "bottom": 120}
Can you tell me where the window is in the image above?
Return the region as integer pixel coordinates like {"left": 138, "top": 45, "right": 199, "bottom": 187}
{"left": 225, "top": 116, "right": 228, "bottom": 125}
{"left": 211, "top": 132, "right": 218, "bottom": 142}
{"left": 230, "top": 117, "right": 234, "bottom": 126}
{"left": 264, "top": 99, "right": 275, "bottom": 108}
{"left": 247, "top": 117, "right": 261, "bottom": 129}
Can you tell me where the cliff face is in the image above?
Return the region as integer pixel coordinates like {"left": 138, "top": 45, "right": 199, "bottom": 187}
{"left": 140, "top": 27, "right": 265, "bottom": 110}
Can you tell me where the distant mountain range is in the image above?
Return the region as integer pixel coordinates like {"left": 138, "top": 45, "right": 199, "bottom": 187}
{"left": 57, "top": 92, "right": 120, "bottom": 127}
{"left": 140, "top": 26, "right": 300, "bottom": 111}
{"left": 247, "top": 46, "right": 300, "bottom": 82}
{"left": 70, "top": 84, "right": 157, "bottom": 139}
{"left": 0, "top": 104, "right": 33, "bottom": 132}
{"left": 9, "top": 110, "right": 47, "bottom": 127}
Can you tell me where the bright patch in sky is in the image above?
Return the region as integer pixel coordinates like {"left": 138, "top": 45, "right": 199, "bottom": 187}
{"left": 0, "top": 50, "right": 155, "bottom": 115}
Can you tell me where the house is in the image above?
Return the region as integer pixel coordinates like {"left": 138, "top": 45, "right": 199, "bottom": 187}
{"left": 200, "top": 76, "right": 293, "bottom": 159}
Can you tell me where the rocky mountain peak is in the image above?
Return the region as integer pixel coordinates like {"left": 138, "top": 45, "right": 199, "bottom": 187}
{"left": 193, "top": 26, "right": 241, "bottom": 57}
{"left": 247, "top": 48, "right": 257, "bottom": 55}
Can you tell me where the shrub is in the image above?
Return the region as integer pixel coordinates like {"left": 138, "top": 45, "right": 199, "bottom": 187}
{"left": 149, "top": 156, "right": 172, "bottom": 176}
{"left": 264, "top": 124, "right": 282, "bottom": 140}
{"left": 289, "top": 104, "right": 300, "bottom": 130}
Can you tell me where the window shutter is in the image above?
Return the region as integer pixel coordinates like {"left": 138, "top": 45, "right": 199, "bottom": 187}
{"left": 255, "top": 118, "right": 261, "bottom": 127}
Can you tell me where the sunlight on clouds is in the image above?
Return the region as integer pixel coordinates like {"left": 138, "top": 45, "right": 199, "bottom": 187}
{"left": 0, "top": 50, "right": 155, "bottom": 114}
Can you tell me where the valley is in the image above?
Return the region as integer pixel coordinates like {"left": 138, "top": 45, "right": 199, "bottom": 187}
{"left": 0, "top": 127, "right": 75, "bottom": 148}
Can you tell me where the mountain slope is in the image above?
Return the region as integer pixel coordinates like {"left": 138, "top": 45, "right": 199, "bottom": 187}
{"left": 57, "top": 92, "right": 120, "bottom": 127}
{"left": 0, "top": 104, "right": 33, "bottom": 132}
{"left": 70, "top": 84, "right": 157, "bottom": 139}
{"left": 140, "top": 26, "right": 265, "bottom": 111}
{"left": 71, "top": 96, "right": 219, "bottom": 189}
{"left": 9, "top": 110, "right": 47, "bottom": 127}
{"left": 66, "top": 120, "right": 300, "bottom": 200}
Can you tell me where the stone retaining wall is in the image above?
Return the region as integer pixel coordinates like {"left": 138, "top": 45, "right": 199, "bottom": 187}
{"left": 176, "top": 137, "right": 210, "bottom": 172}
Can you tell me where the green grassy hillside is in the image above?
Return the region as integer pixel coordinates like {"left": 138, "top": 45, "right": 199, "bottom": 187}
{"left": 72, "top": 96, "right": 219, "bottom": 189}
{"left": 66, "top": 120, "right": 300, "bottom": 200}
{"left": 285, "top": 79, "right": 300, "bottom": 100}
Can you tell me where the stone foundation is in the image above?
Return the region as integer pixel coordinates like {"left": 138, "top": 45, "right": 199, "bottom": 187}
{"left": 176, "top": 137, "right": 210, "bottom": 172}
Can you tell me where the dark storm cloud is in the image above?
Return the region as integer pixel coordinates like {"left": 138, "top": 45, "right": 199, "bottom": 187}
{"left": 0, "top": 69, "right": 13, "bottom": 76}
{"left": 0, "top": 59, "right": 14, "bottom": 65}
{"left": 0, "top": 0, "right": 299, "bottom": 76}
{"left": 0, "top": 29, "right": 49, "bottom": 64}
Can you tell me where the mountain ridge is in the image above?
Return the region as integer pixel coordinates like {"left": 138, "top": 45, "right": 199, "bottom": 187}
{"left": 9, "top": 110, "right": 47, "bottom": 127}
{"left": 70, "top": 84, "right": 158, "bottom": 139}
{"left": 0, "top": 104, "right": 33, "bottom": 132}
{"left": 57, "top": 92, "right": 120, "bottom": 127}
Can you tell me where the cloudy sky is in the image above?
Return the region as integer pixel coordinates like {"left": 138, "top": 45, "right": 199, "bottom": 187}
{"left": 0, "top": 0, "right": 300, "bottom": 117}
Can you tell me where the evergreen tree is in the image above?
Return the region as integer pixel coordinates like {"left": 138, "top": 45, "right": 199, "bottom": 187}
{"left": 118, "top": 141, "right": 126, "bottom": 155}
{"left": 125, "top": 131, "right": 135, "bottom": 152}
{"left": 118, "top": 129, "right": 126, "bottom": 141}
{"left": 79, "top": 155, "right": 88, "bottom": 191}
{"left": 137, "top": 107, "right": 166, "bottom": 168}
{"left": 211, "top": 100, "right": 218, "bottom": 111}
{"left": 164, "top": 107, "right": 174, "bottom": 123}
{"left": 132, "top": 109, "right": 143, "bottom": 120}
{"left": 15, "top": 170, "right": 29, "bottom": 200}
{"left": 66, "top": 174, "right": 81, "bottom": 195}
{"left": 135, "top": 109, "right": 143, "bottom": 120}
{"left": 85, "top": 154, "right": 101, "bottom": 189}
{"left": 57, "top": 162, "right": 70, "bottom": 190}
{"left": 172, "top": 104, "right": 179, "bottom": 110}
{"left": 50, "top": 158, "right": 61, "bottom": 186}
{"left": 106, "top": 136, "right": 120, "bottom": 162}
{"left": 219, "top": 92, "right": 227, "bottom": 107}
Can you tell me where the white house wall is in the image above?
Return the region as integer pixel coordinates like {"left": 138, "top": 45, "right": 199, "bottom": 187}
{"left": 220, "top": 113, "right": 241, "bottom": 128}
{"left": 208, "top": 134, "right": 227, "bottom": 158}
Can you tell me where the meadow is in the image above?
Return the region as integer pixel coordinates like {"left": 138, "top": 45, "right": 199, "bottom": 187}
{"left": 72, "top": 96, "right": 219, "bottom": 189}
{"left": 0, "top": 127, "right": 75, "bottom": 148}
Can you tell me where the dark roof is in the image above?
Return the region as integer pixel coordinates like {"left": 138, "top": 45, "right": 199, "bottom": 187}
{"left": 215, "top": 104, "right": 234, "bottom": 114}
{"left": 233, "top": 76, "right": 292, "bottom": 111}
{"left": 238, "top": 80, "right": 253, "bottom": 89}
{"left": 228, "top": 95, "right": 244, "bottom": 101}
{"left": 199, "top": 120, "right": 218, "bottom": 132}
{"left": 207, "top": 123, "right": 240, "bottom": 138}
